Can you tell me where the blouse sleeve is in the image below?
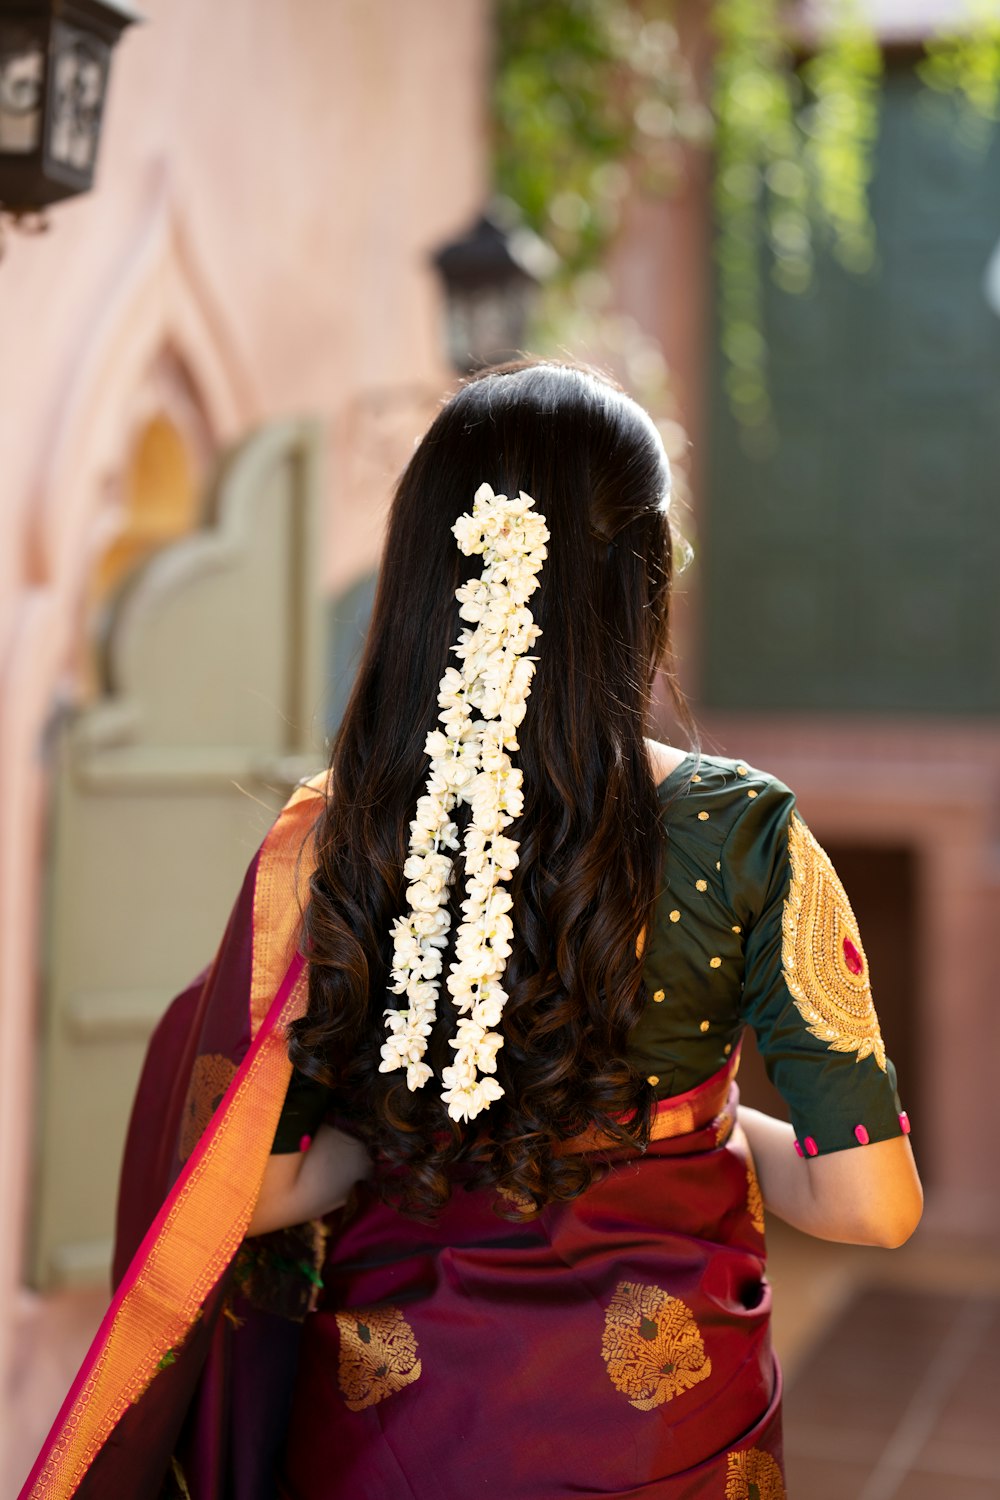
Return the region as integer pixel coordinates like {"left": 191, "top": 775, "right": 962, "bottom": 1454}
{"left": 722, "top": 777, "right": 909, "bottom": 1156}
{"left": 271, "top": 1066, "right": 334, "bottom": 1154}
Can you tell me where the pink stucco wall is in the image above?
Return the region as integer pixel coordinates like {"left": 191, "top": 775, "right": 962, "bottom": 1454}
{"left": 0, "top": 0, "right": 489, "bottom": 1481}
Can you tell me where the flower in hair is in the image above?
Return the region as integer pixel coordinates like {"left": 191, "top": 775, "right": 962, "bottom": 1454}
{"left": 379, "top": 481, "right": 549, "bottom": 1121}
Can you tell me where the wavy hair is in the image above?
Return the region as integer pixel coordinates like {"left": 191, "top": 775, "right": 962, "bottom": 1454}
{"left": 287, "top": 358, "right": 699, "bottom": 1217}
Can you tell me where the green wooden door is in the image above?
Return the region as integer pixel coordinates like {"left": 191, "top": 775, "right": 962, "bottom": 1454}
{"left": 32, "top": 419, "right": 327, "bottom": 1289}
{"left": 701, "top": 67, "right": 1000, "bottom": 714}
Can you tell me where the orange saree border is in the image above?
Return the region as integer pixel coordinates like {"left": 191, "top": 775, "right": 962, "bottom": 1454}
{"left": 249, "top": 777, "right": 325, "bottom": 1036}
{"left": 556, "top": 1043, "right": 742, "bottom": 1156}
{"left": 648, "top": 1045, "right": 741, "bottom": 1141}
{"left": 21, "top": 783, "right": 324, "bottom": 1500}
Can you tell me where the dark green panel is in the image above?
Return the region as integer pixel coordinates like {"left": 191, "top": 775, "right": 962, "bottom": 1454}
{"left": 702, "top": 67, "right": 1000, "bottom": 714}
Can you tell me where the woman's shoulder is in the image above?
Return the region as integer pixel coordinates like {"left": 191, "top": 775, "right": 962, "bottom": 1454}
{"left": 648, "top": 740, "right": 792, "bottom": 798}
{"left": 296, "top": 768, "right": 332, "bottom": 799}
{"left": 648, "top": 745, "right": 803, "bottom": 932}
{"left": 647, "top": 740, "right": 797, "bottom": 844}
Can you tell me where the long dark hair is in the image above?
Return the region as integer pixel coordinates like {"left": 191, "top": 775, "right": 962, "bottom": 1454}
{"left": 288, "top": 357, "right": 698, "bottom": 1217}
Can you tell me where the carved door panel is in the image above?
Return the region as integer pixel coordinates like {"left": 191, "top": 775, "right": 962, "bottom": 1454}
{"left": 32, "top": 418, "right": 327, "bottom": 1288}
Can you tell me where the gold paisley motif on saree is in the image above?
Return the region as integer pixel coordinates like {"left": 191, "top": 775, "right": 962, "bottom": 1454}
{"left": 724, "top": 1446, "right": 786, "bottom": 1499}
{"left": 179, "top": 1053, "right": 237, "bottom": 1162}
{"left": 781, "top": 813, "right": 886, "bottom": 1071}
{"left": 601, "top": 1280, "right": 712, "bottom": 1411}
{"left": 336, "top": 1305, "right": 422, "bottom": 1411}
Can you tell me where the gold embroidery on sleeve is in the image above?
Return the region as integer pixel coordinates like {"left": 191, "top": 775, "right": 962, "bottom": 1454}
{"left": 725, "top": 1447, "right": 786, "bottom": 1499}
{"left": 601, "top": 1281, "right": 711, "bottom": 1410}
{"left": 781, "top": 813, "right": 886, "bottom": 1071}
{"left": 336, "top": 1305, "right": 422, "bottom": 1410}
{"left": 179, "top": 1054, "right": 238, "bottom": 1162}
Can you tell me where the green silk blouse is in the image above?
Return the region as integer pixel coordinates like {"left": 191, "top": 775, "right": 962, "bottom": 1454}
{"left": 272, "top": 753, "right": 906, "bottom": 1158}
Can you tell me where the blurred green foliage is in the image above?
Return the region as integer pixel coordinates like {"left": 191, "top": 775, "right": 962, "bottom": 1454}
{"left": 712, "top": 0, "right": 882, "bottom": 438}
{"left": 492, "top": 0, "right": 1000, "bottom": 441}
{"left": 918, "top": 0, "right": 1000, "bottom": 132}
{"left": 494, "top": 0, "right": 711, "bottom": 277}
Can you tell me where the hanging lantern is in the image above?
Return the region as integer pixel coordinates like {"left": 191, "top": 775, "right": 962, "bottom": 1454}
{"left": 432, "top": 198, "right": 558, "bottom": 374}
{"left": 0, "top": 0, "right": 142, "bottom": 218}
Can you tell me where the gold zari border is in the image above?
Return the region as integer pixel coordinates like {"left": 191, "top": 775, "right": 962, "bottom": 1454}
{"left": 249, "top": 780, "right": 324, "bottom": 1036}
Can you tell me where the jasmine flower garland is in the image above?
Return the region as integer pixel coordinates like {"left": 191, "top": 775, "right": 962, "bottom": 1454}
{"left": 379, "top": 482, "right": 549, "bottom": 1123}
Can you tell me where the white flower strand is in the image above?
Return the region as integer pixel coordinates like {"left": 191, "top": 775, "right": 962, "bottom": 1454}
{"left": 379, "top": 482, "right": 549, "bottom": 1122}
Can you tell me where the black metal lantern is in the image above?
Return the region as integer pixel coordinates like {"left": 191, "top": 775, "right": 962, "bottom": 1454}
{"left": 432, "top": 198, "right": 557, "bottom": 374}
{"left": 0, "top": 0, "right": 142, "bottom": 216}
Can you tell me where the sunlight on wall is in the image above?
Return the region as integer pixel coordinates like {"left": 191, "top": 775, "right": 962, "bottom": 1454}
{"left": 83, "top": 414, "right": 200, "bottom": 698}
{"left": 94, "top": 414, "right": 199, "bottom": 601}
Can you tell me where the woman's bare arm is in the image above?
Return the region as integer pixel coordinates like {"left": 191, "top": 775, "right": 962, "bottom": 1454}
{"left": 246, "top": 1123, "right": 372, "bottom": 1238}
{"left": 736, "top": 1105, "right": 923, "bottom": 1248}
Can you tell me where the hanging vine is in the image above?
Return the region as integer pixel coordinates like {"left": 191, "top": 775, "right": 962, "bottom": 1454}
{"left": 711, "top": 0, "right": 809, "bottom": 437}
{"left": 492, "top": 0, "right": 1000, "bottom": 443}
{"left": 493, "top": 0, "right": 710, "bottom": 277}
{"left": 492, "top": 0, "right": 710, "bottom": 513}
{"left": 917, "top": 0, "right": 1000, "bottom": 140}
{"left": 712, "top": 0, "right": 882, "bottom": 441}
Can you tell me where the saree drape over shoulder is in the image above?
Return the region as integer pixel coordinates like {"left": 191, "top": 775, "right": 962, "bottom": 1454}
{"left": 21, "top": 755, "right": 909, "bottom": 1500}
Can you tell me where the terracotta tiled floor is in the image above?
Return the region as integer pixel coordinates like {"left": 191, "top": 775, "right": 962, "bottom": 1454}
{"left": 7, "top": 1284, "right": 108, "bottom": 1493}
{"left": 784, "top": 1288, "right": 1000, "bottom": 1497}
{"left": 767, "top": 1222, "right": 1000, "bottom": 1499}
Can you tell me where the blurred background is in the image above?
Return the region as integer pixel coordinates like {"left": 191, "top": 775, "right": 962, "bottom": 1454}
{"left": 1, "top": 0, "right": 998, "bottom": 1494}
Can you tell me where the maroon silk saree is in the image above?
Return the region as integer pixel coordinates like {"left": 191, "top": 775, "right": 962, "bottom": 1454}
{"left": 280, "top": 1058, "right": 784, "bottom": 1500}
{"left": 20, "top": 778, "right": 786, "bottom": 1500}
